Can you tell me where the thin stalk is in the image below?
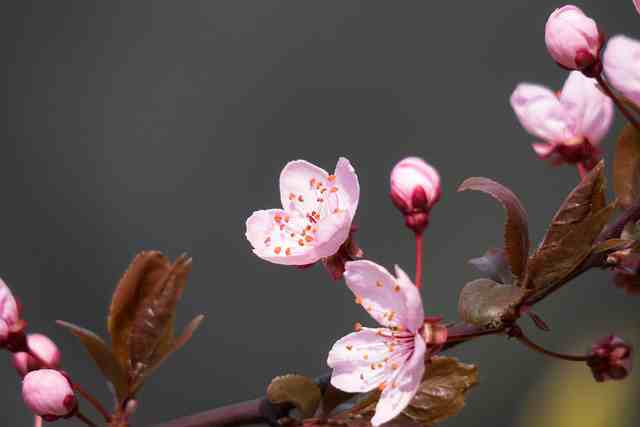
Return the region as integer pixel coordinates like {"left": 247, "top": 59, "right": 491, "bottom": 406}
{"left": 153, "top": 399, "right": 264, "bottom": 427}
{"left": 577, "top": 162, "right": 588, "bottom": 180}
{"left": 34, "top": 416, "right": 42, "bottom": 427}
{"left": 415, "top": 232, "right": 423, "bottom": 288}
{"left": 510, "top": 326, "right": 588, "bottom": 362}
{"left": 76, "top": 411, "right": 98, "bottom": 427}
{"left": 73, "top": 383, "right": 112, "bottom": 422}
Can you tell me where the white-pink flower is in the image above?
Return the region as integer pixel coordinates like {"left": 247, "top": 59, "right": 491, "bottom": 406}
{"left": 0, "top": 278, "right": 20, "bottom": 345}
{"left": 327, "top": 260, "right": 426, "bottom": 426}
{"left": 545, "top": 5, "right": 602, "bottom": 71}
{"left": 603, "top": 35, "right": 640, "bottom": 108}
{"left": 246, "top": 158, "right": 359, "bottom": 266}
{"left": 511, "top": 71, "right": 613, "bottom": 161}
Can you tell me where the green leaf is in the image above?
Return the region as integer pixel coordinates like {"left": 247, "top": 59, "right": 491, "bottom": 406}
{"left": 458, "top": 278, "right": 528, "bottom": 328}
{"left": 57, "top": 320, "right": 128, "bottom": 402}
{"left": 613, "top": 124, "right": 640, "bottom": 209}
{"left": 267, "top": 374, "right": 322, "bottom": 419}
{"left": 458, "top": 178, "right": 529, "bottom": 279}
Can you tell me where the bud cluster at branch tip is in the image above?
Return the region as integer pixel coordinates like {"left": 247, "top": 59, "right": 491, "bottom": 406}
{"left": 587, "top": 335, "right": 633, "bottom": 382}
{"left": 390, "top": 157, "right": 441, "bottom": 235}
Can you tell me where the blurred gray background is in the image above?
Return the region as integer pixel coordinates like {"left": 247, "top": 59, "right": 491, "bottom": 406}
{"left": 2, "top": 1, "right": 639, "bottom": 426}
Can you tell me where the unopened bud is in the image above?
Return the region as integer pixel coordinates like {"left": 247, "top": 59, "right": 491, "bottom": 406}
{"left": 13, "top": 334, "right": 62, "bottom": 377}
{"left": 587, "top": 335, "right": 633, "bottom": 382}
{"left": 545, "top": 5, "right": 603, "bottom": 74}
{"left": 22, "top": 369, "right": 77, "bottom": 421}
{"left": 390, "top": 157, "right": 441, "bottom": 234}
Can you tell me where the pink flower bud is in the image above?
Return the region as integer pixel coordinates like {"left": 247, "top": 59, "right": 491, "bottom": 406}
{"left": 0, "top": 278, "right": 22, "bottom": 348}
{"left": 587, "top": 335, "right": 633, "bottom": 382}
{"left": 390, "top": 157, "right": 441, "bottom": 213}
{"left": 13, "top": 334, "right": 62, "bottom": 377}
{"left": 635, "top": 0, "right": 640, "bottom": 15}
{"left": 545, "top": 5, "right": 603, "bottom": 73}
{"left": 22, "top": 369, "right": 77, "bottom": 420}
{"left": 390, "top": 157, "right": 441, "bottom": 235}
{"left": 603, "top": 35, "right": 640, "bottom": 108}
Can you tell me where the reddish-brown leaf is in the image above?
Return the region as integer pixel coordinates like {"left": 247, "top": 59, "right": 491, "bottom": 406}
{"left": 129, "top": 314, "right": 205, "bottom": 395}
{"left": 128, "top": 254, "right": 192, "bottom": 383}
{"left": 458, "top": 178, "right": 529, "bottom": 279}
{"left": 526, "top": 204, "right": 615, "bottom": 290}
{"left": 458, "top": 278, "right": 528, "bottom": 328}
{"left": 108, "top": 251, "right": 172, "bottom": 369}
{"left": 613, "top": 124, "right": 640, "bottom": 209}
{"left": 537, "top": 161, "right": 606, "bottom": 251}
{"left": 57, "top": 320, "right": 128, "bottom": 402}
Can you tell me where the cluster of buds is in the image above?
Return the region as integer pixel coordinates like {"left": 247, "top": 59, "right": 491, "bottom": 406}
{"left": 1, "top": 278, "right": 77, "bottom": 421}
{"left": 587, "top": 335, "right": 633, "bottom": 382}
{"left": 390, "top": 157, "right": 441, "bottom": 235}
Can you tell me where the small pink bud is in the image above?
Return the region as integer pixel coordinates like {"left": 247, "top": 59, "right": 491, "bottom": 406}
{"left": 545, "top": 5, "right": 603, "bottom": 73}
{"left": 587, "top": 335, "right": 633, "bottom": 382}
{"left": 13, "top": 334, "right": 62, "bottom": 377}
{"left": 22, "top": 369, "right": 77, "bottom": 420}
{"left": 390, "top": 157, "right": 441, "bottom": 234}
{"left": 603, "top": 35, "right": 640, "bottom": 108}
{"left": 635, "top": 0, "right": 640, "bottom": 15}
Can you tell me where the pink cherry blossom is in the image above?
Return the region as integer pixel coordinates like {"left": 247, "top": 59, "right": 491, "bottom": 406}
{"left": 545, "top": 5, "right": 602, "bottom": 72}
{"left": 22, "top": 369, "right": 77, "bottom": 420}
{"left": 0, "top": 278, "right": 20, "bottom": 345}
{"left": 327, "top": 260, "right": 426, "bottom": 426}
{"left": 390, "top": 157, "right": 441, "bottom": 213}
{"left": 246, "top": 157, "right": 359, "bottom": 266}
{"left": 13, "top": 334, "right": 62, "bottom": 377}
{"left": 635, "top": 0, "right": 640, "bottom": 15}
{"left": 603, "top": 35, "right": 640, "bottom": 108}
{"left": 510, "top": 71, "right": 613, "bottom": 164}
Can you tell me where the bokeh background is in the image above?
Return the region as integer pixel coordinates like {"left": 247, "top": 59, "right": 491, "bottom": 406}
{"left": 2, "top": 1, "right": 639, "bottom": 425}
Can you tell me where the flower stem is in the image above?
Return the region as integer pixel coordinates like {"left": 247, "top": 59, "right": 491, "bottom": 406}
{"left": 33, "top": 416, "right": 42, "bottom": 427}
{"left": 596, "top": 75, "right": 640, "bottom": 130}
{"left": 415, "top": 232, "right": 423, "bottom": 288}
{"left": 73, "top": 383, "right": 112, "bottom": 422}
{"left": 509, "top": 326, "right": 588, "bottom": 362}
{"left": 76, "top": 411, "right": 98, "bottom": 427}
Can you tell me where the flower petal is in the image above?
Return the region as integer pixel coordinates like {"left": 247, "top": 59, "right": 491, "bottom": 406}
{"left": 559, "top": 71, "right": 613, "bottom": 144}
{"left": 0, "top": 278, "right": 19, "bottom": 325}
{"left": 344, "top": 260, "right": 424, "bottom": 333}
{"left": 393, "top": 265, "right": 424, "bottom": 332}
{"left": 604, "top": 35, "right": 640, "bottom": 108}
{"left": 371, "top": 334, "right": 426, "bottom": 427}
{"left": 328, "top": 328, "right": 413, "bottom": 394}
{"left": 279, "top": 160, "right": 330, "bottom": 214}
{"left": 245, "top": 209, "right": 319, "bottom": 265}
{"left": 510, "top": 83, "right": 576, "bottom": 143}
{"left": 334, "top": 157, "right": 360, "bottom": 219}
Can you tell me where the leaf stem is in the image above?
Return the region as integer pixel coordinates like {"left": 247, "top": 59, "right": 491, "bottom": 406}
{"left": 415, "top": 232, "right": 423, "bottom": 288}
{"left": 75, "top": 411, "right": 98, "bottom": 427}
{"left": 596, "top": 75, "right": 640, "bottom": 131}
{"left": 508, "top": 325, "right": 588, "bottom": 362}
{"left": 73, "top": 383, "right": 112, "bottom": 422}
